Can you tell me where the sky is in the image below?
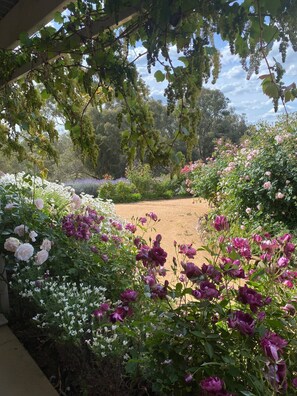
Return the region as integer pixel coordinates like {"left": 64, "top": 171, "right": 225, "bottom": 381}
{"left": 132, "top": 41, "right": 297, "bottom": 125}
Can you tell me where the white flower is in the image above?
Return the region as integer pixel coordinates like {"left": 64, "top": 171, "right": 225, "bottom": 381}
{"left": 35, "top": 250, "right": 49, "bottom": 265}
{"left": 15, "top": 243, "right": 34, "bottom": 262}
{"left": 14, "top": 224, "right": 28, "bottom": 237}
{"left": 4, "top": 237, "right": 21, "bottom": 252}
{"left": 265, "top": 171, "right": 271, "bottom": 177}
{"left": 40, "top": 238, "right": 52, "bottom": 251}
{"left": 29, "top": 231, "right": 38, "bottom": 242}
{"left": 34, "top": 198, "right": 44, "bottom": 210}
{"left": 245, "top": 207, "right": 252, "bottom": 215}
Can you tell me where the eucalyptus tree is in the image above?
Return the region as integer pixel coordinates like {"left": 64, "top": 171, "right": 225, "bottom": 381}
{"left": 0, "top": 0, "right": 296, "bottom": 171}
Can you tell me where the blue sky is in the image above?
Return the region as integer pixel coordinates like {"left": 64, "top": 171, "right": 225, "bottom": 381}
{"left": 132, "top": 41, "right": 297, "bottom": 125}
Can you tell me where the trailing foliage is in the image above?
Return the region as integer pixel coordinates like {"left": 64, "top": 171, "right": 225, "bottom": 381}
{"left": 0, "top": 0, "right": 296, "bottom": 170}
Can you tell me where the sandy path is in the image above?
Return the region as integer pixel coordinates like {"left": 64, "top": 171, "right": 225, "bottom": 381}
{"left": 116, "top": 198, "right": 210, "bottom": 279}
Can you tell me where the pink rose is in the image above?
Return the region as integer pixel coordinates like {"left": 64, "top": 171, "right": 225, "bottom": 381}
{"left": 4, "top": 237, "right": 21, "bottom": 252}
{"left": 263, "top": 181, "right": 272, "bottom": 190}
{"left": 275, "top": 192, "right": 285, "bottom": 199}
{"left": 14, "top": 224, "right": 28, "bottom": 237}
{"left": 34, "top": 198, "right": 44, "bottom": 210}
{"left": 40, "top": 239, "right": 52, "bottom": 252}
{"left": 35, "top": 250, "right": 49, "bottom": 265}
{"left": 14, "top": 243, "right": 34, "bottom": 262}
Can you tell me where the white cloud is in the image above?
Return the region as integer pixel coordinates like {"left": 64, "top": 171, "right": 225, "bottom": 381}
{"left": 131, "top": 42, "right": 297, "bottom": 124}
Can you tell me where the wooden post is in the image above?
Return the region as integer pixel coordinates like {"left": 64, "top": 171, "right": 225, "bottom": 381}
{"left": 0, "top": 255, "right": 9, "bottom": 314}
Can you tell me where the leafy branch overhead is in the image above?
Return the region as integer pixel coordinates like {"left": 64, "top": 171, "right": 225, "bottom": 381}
{"left": 0, "top": 0, "right": 296, "bottom": 169}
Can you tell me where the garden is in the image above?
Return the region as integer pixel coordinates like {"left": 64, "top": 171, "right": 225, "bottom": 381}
{"left": 1, "top": 0, "right": 297, "bottom": 395}
{"left": 1, "top": 116, "right": 297, "bottom": 395}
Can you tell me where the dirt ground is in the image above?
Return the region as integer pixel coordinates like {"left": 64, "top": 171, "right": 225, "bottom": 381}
{"left": 116, "top": 198, "right": 210, "bottom": 279}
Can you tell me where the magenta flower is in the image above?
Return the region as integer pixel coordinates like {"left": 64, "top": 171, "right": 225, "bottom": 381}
{"left": 277, "top": 256, "right": 289, "bottom": 268}
{"left": 146, "top": 212, "right": 158, "bottom": 221}
{"left": 179, "top": 244, "right": 197, "bottom": 258}
{"left": 237, "top": 285, "right": 267, "bottom": 313}
{"left": 230, "top": 237, "right": 251, "bottom": 259}
{"left": 260, "top": 332, "right": 287, "bottom": 361}
{"left": 213, "top": 215, "right": 229, "bottom": 231}
{"left": 228, "top": 310, "right": 255, "bottom": 335}
{"left": 109, "top": 306, "right": 132, "bottom": 323}
{"left": 92, "top": 302, "right": 110, "bottom": 319}
{"left": 265, "top": 361, "right": 287, "bottom": 391}
{"left": 120, "top": 289, "right": 138, "bottom": 303}
{"left": 284, "top": 242, "right": 295, "bottom": 258}
{"left": 101, "top": 233, "right": 109, "bottom": 242}
{"left": 125, "top": 223, "right": 137, "bottom": 233}
{"left": 220, "top": 257, "right": 245, "bottom": 279}
{"left": 150, "top": 280, "right": 169, "bottom": 299}
{"left": 200, "top": 376, "right": 224, "bottom": 392}
{"left": 139, "top": 217, "right": 147, "bottom": 225}
{"left": 292, "top": 377, "right": 297, "bottom": 388}
{"left": 184, "top": 373, "right": 193, "bottom": 383}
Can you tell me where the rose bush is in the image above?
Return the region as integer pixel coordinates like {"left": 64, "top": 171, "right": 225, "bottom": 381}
{"left": 184, "top": 115, "right": 297, "bottom": 234}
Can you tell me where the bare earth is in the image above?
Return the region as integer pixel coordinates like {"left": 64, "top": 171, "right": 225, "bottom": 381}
{"left": 116, "top": 198, "right": 210, "bottom": 279}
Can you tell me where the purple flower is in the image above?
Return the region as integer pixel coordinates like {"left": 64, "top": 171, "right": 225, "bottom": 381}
{"left": 92, "top": 302, "right": 110, "bottom": 319}
{"left": 139, "top": 217, "right": 147, "bottom": 225}
{"left": 192, "top": 281, "right": 220, "bottom": 300}
{"left": 150, "top": 280, "right": 169, "bottom": 299}
{"left": 201, "top": 264, "right": 223, "bottom": 283}
{"left": 213, "top": 215, "right": 229, "bottom": 232}
{"left": 146, "top": 212, "right": 158, "bottom": 221}
{"left": 237, "top": 285, "right": 267, "bottom": 312}
{"left": 109, "top": 306, "right": 132, "bottom": 323}
{"left": 228, "top": 310, "right": 255, "bottom": 335}
{"left": 185, "top": 373, "right": 193, "bottom": 383}
{"left": 220, "top": 257, "right": 245, "bottom": 279}
{"left": 260, "top": 332, "right": 288, "bottom": 361}
{"left": 101, "top": 234, "right": 109, "bottom": 242}
{"left": 179, "top": 244, "right": 197, "bottom": 258}
{"left": 200, "top": 376, "right": 224, "bottom": 392}
{"left": 284, "top": 242, "right": 295, "bottom": 258}
{"left": 120, "top": 289, "right": 138, "bottom": 303}
{"left": 277, "top": 256, "right": 289, "bottom": 268}
{"left": 231, "top": 237, "right": 251, "bottom": 259}
{"left": 292, "top": 377, "right": 297, "bottom": 388}
{"left": 182, "top": 262, "right": 202, "bottom": 280}
{"left": 125, "top": 223, "right": 137, "bottom": 233}
{"left": 265, "top": 361, "right": 287, "bottom": 391}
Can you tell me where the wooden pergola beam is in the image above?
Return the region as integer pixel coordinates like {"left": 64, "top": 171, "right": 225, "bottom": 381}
{"left": 2, "top": 6, "right": 138, "bottom": 86}
{"left": 0, "top": 0, "right": 71, "bottom": 49}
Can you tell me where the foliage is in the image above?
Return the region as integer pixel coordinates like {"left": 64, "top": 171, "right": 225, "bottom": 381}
{"left": 0, "top": 0, "right": 296, "bottom": 170}
{"left": 98, "top": 180, "right": 142, "bottom": 203}
{"left": 2, "top": 175, "right": 297, "bottom": 394}
{"left": 185, "top": 114, "right": 297, "bottom": 233}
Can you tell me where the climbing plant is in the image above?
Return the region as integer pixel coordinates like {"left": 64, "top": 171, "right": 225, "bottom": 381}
{"left": 0, "top": 0, "right": 296, "bottom": 170}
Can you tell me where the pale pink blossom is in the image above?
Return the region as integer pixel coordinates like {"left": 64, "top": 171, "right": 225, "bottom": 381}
{"left": 34, "top": 198, "right": 44, "bottom": 210}
{"left": 14, "top": 224, "right": 28, "bottom": 237}
{"left": 72, "top": 194, "right": 82, "bottom": 209}
{"left": 14, "top": 243, "right": 34, "bottom": 262}
{"left": 275, "top": 135, "right": 284, "bottom": 144}
{"left": 4, "top": 202, "right": 17, "bottom": 210}
{"left": 245, "top": 208, "right": 252, "bottom": 215}
{"left": 265, "top": 171, "right": 271, "bottom": 177}
{"left": 263, "top": 181, "right": 272, "bottom": 190}
{"left": 40, "top": 239, "right": 52, "bottom": 252}
{"left": 35, "top": 250, "right": 49, "bottom": 265}
{"left": 4, "top": 237, "right": 21, "bottom": 252}
{"left": 275, "top": 192, "right": 285, "bottom": 199}
{"left": 29, "top": 231, "right": 38, "bottom": 242}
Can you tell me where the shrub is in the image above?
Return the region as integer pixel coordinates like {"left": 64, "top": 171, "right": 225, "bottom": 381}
{"left": 98, "top": 180, "right": 142, "bottom": 203}
{"left": 187, "top": 115, "right": 297, "bottom": 232}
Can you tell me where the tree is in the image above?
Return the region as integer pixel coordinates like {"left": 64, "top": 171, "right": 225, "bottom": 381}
{"left": 0, "top": 0, "right": 296, "bottom": 170}
{"left": 194, "top": 89, "right": 248, "bottom": 159}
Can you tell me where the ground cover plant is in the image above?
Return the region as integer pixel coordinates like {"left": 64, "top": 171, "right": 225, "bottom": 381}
{"left": 1, "top": 173, "right": 297, "bottom": 395}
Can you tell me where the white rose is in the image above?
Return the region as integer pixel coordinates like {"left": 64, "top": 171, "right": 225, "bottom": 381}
{"left": 29, "top": 231, "right": 38, "bottom": 242}
{"left": 4, "top": 237, "right": 21, "bottom": 252}
{"left": 35, "top": 250, "right": 49, "bottom": 265}
{"left": 34, "top": 198, "right": 44, "bottom": 210}
{"left": 14, "top": 243, "right": 34, "bottom": 262}
{"left": 40, "top": 239, "right": 52, "bottom": 252}
{"left": 4, "top": 202, "right": 17, "bottom": 210}
{"left": 14, "top": 224, "right": 28, "bottom": 237}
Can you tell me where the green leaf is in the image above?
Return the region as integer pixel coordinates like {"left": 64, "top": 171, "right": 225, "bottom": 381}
{"left": 240, "top": 391, "right": 256, "bottom": 396}
{"left": 54, "top": 11, "right": 64, "bottom": 24}
{"left": 19, "top": 32, "right": 30, "bottom": 46}
{"left": 154, "top": 70, "right": 165, "bottom": 82}
{"left": 204, "top": 342, "right": 214, "bottom": 358}
{"left": 262, "top": 78, "right": 279, "bottom": 98}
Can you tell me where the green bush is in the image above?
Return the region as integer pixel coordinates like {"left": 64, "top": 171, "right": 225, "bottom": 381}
{"left": 98, "top": 180, "right": 141, "bottom": 203}
{"left": 187, "top": 115, "right": 297, "bottom": 232}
